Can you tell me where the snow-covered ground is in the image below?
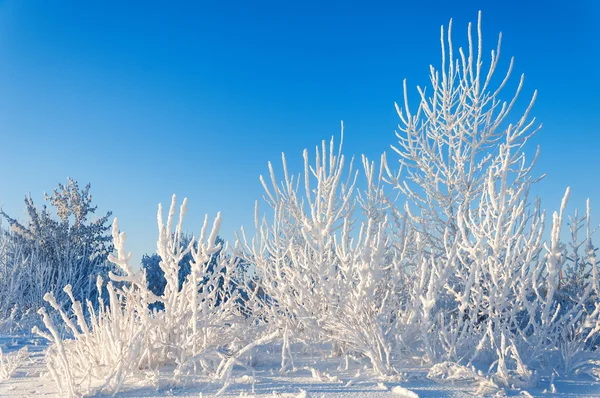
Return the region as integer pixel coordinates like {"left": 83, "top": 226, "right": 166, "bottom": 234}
{"left": 1, "top": 336, "right": 599, "bottom": 397}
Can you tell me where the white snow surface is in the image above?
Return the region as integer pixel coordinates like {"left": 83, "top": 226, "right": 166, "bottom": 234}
{"left": 1, "top": 336, "right": 599, "bottom": 398}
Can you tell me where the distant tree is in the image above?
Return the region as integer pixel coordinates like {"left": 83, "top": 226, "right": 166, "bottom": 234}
{"left": 0, "top": 178, "right": 114, "bottom": 313}
{"left": 142, "top": 235, "right": 231, "bottom": 310}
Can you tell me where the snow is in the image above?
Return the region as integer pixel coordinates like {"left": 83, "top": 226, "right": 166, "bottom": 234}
{"left": 391, "top": 386, "right": 419, "bottom": 397}
{"left": 0, "top": 337, "right": 599, "bottom": 397}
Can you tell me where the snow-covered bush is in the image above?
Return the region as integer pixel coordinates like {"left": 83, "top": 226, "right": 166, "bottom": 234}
{"left": 0, "top": 346, "right": 29, "bottom": 381}
{"left": 34, "top": 196, "right": 247, "bottom": 396}
{"left": 237, "top": 133, "right": 408, "bottom": 375}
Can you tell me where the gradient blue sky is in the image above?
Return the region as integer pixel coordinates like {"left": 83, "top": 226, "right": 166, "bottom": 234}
{"left": 0, "top": 1, "right": 598, "bottom": 264}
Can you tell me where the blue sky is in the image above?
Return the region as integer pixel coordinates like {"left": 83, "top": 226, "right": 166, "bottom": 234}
{"left": 0, "top": 1, "right": 598, "bottom": 264}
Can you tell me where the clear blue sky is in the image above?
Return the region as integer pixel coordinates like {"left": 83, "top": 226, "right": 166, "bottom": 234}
{"left": 0, "top": 1, "right": 598, "bottom": 264}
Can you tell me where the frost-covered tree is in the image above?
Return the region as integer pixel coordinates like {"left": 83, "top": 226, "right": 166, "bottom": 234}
{"left": 1, "top": 178, "right": 113, "bottom": 262}
{"left": 0, "top": 178, "right": 114, "bottom": 324}
{"left": 384, "top": 11, "right": 600, "bottom": 385}
{"left": 385, "top": 12, "right": 540, "bottom": 252}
